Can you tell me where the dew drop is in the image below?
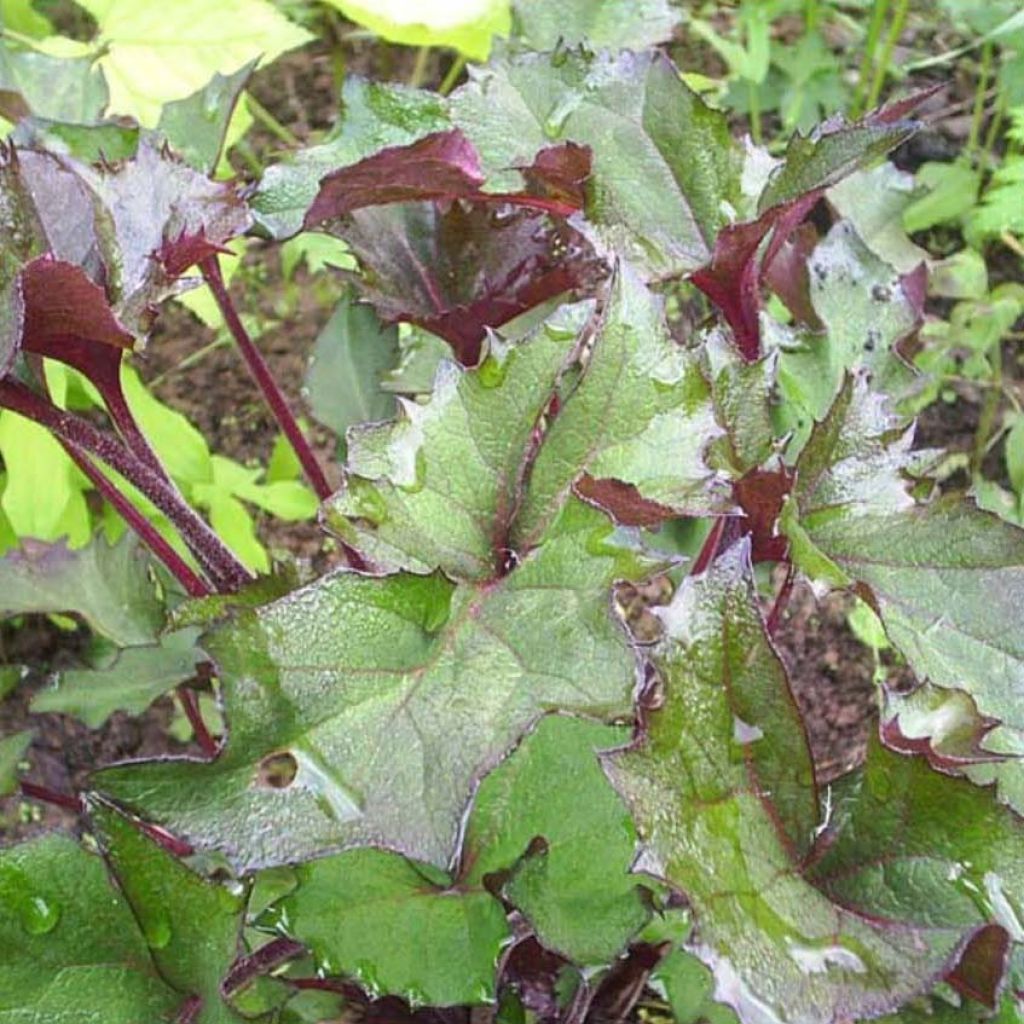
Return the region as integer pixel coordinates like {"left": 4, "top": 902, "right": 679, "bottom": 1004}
{"left": 20, "top": 894, "right": 60, "bottom": 935}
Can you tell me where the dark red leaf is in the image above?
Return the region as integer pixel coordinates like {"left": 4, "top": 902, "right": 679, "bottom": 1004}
{"left": 304, "top": 131, "right": 586, "bottom": 230}
{"left": 733, "top": 465, "right": 794, "bottom": 563}
{"left": 574, "top": 475, "right": 676, "bottom": 527}
{"left": 305, "top": 131, "right": 486, "bottom": 224}
{"left": 691, "top": 193, "right": 819, "bottom": 362}
{"left": 946, "top": 924, "right": 1011, "bottom": 1009}
{"left": 518, "top": 142, "right": 592, "bottom": 209}
{"left": 340, "top": 202, "right": 605, "bottom": 365}
{"left": 20, "top": 256, "right": 133, "bottom": 352}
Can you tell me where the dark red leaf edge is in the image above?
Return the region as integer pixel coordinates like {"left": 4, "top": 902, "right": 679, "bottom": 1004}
{"left": 303, "top": 134, "right": 601, "bottom": 366}
{"left": 691, "top": 92, "right": 935, "bottom": 362}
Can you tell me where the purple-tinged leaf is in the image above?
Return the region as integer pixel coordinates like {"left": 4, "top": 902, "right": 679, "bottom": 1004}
{"left": 606, "top": 545, "right": 1022, "bottom": 1024}
{"left": 77, "top": 138, "right": 250, "bottom": 336}
{"left": 304, "top": 130, "right": 487, "bottom": 223}
{"left": 783, "top": 376, "right": 1024, "bottom": 815}
{"left": 339, "top": 201, "right": 602, "bottom": 365}
{"left": 20, "top": 256, "right": 133, "bottom": 353}
{"left": 305, "top": 134, "right": 599, "bottom": 365}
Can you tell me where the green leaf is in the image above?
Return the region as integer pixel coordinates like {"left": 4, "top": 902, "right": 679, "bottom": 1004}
{"left": 0, "top": 729, "right": 30, "bottom": 796}
{"left": 882, "top": 681, "right": 1024, "bottom": 825}
{"left": 512, "top": 268, "right": 729, "bottom": 545}
{"left": 0, "top": 44, "right": 108, "bottom": 123}
{"left": 74, "top": 0, "right": 313, "bottom": 126}
{"left": 304, "top": 296, "right": 400, "bottom": 453}
{"left": 1007, "top": 415, "right": 1024, "bottom": 496}
{"left": 32, "top": 628, "right": 203, "bottom": 727}
{"left": 319, "top": 0, "right": 511, "bottom": 61}
{"left": 808, "top": 732, "right": 1024, "bottom": 964}
{"left": 327, "top": 273, "right": 726, "bottom": 578}
{"left": 325, "top": 305, "right": 585, "bottom": 579}
{"left": 471, "top": 716, "right": 646, "bottom": 963}
{"left": 123, "top": 365, "right": 213, "bottom": 487}
{"left": 757, "top": 118, "right": 918, "bottom": 213}
{"left": 0, "top": 411, "right": 91, "bottom": 545}
{"left": 253, "top": 78, "right": 450, "bottom": 240}
{"left": 0, "top": 834, "right": 180, "bottom": 1022}
{"left": 262, "top": 716, "right": 643, "bottom": 1004}
{"left": 266, "top": 848, "right": 508, "bottom": 1006}
{"left": 0, "top": 533, "right": 163, "bottom": 646}
{"left": 97, "top": 499, "right": 655, "bottom": 871}
{"left": 157, "top": 62, "right": 255, "bottom": 173}
{"left": 605, "top": 545, "right": 1014, "bottom": 1024}
{"left": 903, "top": 159, "right": 982, "bottom": 234}
{"left": 827, "top": 163, "right": 928, "bottom": 274}
{"left": 775, "top": 221, "right": 919, "bottom": 437}
{"left": 785, "top": 377, "right": 1024, "bottom": 815}
{"left": 89, "top": 798, "right": 252, "bottom": 1024}
{"left": 512, "top": 0, "right": 678, "bottom": 51}
{"left": 452, "top": 49, "right": 744, "bottom": 278}
{"left": 0, "top": 0, "right": 52, "bottom": 38}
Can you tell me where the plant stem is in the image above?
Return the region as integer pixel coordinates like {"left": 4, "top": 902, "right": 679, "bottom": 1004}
{"left": 200, "top": 257, "right": 333, "bottom": 502}
{"left": 747, "top": 79, "right": 763, "bottom": 144}
{"left": 967, "top": 43, "right": 994, "bottom": 155}
{"left": 245, "top": 92, "right": 300, "bottom": 148}
{"left": 766, "top": 564, "right": 795, "bottom": 636}
{"left": 62, "top": 442, "right": 210, "bottom": 597}
{"left": 865, "top": 0, "right": 909, "bottom": 112}
{"left": 0, "top": 378, "right": 251, "bottom": 592}
{"left": 176, "top": 685, "right": 219, "bottom": 758}
{"left": 691, "top": 517, "right": 727, "bottom": 576}
{"left": 439, "top": 54, "right": 467, "bottom": 96}
{"left": 852, "top": 0, "right": 890, "bottom": 117}
{"left": 21, "top": 781, "right": 82, "bottom": 812}
{"left": 972, "top": 342, "right": 1004, "bottom": 477}
{"left": 409, "top": 46, "right": 432, "bottom": 88}
{"left": 805, "top": 0, "right": 820, "bottom": 32}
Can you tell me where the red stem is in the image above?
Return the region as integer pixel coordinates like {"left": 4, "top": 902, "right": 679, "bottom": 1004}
{"left": 200, "top": 257, "right": 332, "bottom": 501}
{"left": 175, "top": 685, "right": 218, "bottom": 758}
{"left": 0, "top": 378, "right": 251, "bottom": 593}
{"left": 20, "top": 781, "right": 83, "bottom": 812}
{"left": 691, "top": 516, "right": 727, "bottom": 575}
{"left": 61, "top": 441, "right": 210, "bottom": 597}
{"left": 766, "top": 564, "right": 796, "bottom": 637}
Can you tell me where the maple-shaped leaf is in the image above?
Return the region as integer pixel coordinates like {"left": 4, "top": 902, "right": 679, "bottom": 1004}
{"left": 326, "top": 268, "right": 728, "bottom": 579}
{"left": 88, "top": 798, "right": 257, "bottom": 1024}
{"left": 304, "top": 132, "right": 600, "bottom": 365}
{"left": 605, "top": 544, "right": 1022, "bottom": 1023}
{"left": 783, "top": 376, "right": 1024, "bottom": 815}
{"left": 0, "top": 834, "right": 182, "bottom": 1023}
{"left": 96, "top": 498, "right": 657, "bottom": 871}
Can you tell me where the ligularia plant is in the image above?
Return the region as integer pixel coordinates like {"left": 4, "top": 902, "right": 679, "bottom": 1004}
{"left": 0, "top": 21, "right": 1022, "bottom": 1024}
